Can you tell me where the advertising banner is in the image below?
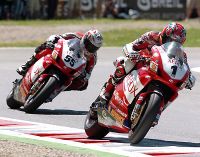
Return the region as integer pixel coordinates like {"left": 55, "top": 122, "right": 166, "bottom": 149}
{"left": 126, "top": 0, "right": 186, "bottom": 20}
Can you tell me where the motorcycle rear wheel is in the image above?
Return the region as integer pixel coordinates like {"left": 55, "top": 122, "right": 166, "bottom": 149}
{"left": 6, "top": 86, "right": 22, "bottom": 109}
{"left": 84, "top": 111, "right": 109, "bottom": 139}
{"left": 129, "top": 92, "right": 162, "bottom": 144}
{"left": 24, "top": 76, "right": 58, "bottom": 113}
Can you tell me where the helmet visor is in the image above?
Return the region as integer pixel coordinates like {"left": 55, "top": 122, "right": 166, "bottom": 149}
{"left": 84, "top": 38, "right": 99, "bottom": 53}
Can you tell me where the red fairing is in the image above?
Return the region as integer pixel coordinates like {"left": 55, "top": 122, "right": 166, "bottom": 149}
{"left": 110, "top": 82, "right": 129, "bottom": 119}
{"left": 35, "top": 49, "right": 52, "bottom": 60}
{"left": 54, "top": 40, "right": 72, "bottom": 76}
{"left": 19, "top": 38, "right": 86, "bottom": 102}
{"left": 137, "top": 67, "right": 152, "bottom": 87}
{"left": 108, "top": 125, "right": 129, "bottom": 133}
{"left": 54, "top": 39, "right": 85, "bottom": 77}
{"left": 20, "top": 56, "right": 54, "bottom": 98}
{"left": 151, "top": 46, "right": 190, "bottom": 92}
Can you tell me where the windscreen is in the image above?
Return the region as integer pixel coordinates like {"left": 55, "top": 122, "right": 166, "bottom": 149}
{"left": 162, "top": 42, "right": 185, "bottom": 66}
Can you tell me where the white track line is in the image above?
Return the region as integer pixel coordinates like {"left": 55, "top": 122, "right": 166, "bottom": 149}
{"left": 0, "top": 117, "right": 150, "bottom": 157}
{"left": 0, "top": 117, "right": 200, "bottom": 157}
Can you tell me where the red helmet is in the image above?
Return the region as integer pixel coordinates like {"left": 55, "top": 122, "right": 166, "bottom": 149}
{"left": 80, "top": 29, "right": 103, "bottom": 55}
{"left": 160, "top": 22, "right": 186, "bottom": 44}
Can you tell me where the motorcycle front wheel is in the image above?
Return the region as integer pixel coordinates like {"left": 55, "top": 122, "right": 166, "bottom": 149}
{"left": 24, "top": 76, "right": 58, "bottom": 113}
{"left": 84, "top": 111, "right": 109, "bottom": 139}
{"left": 129, "top": 92, "right": 162, "bottom": 144}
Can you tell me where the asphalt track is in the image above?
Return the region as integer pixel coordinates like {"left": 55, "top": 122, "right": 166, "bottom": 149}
{"left": 0, "top": 47, "right": 200, "bottom": 151}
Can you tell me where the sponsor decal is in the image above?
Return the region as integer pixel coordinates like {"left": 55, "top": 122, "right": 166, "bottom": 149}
{"left": 168, "top": 57, "right": 182, "bottom": 68}
{"left": 150, "top": 61, "right": 158, "bottom": 73}
{"left": 127, "top": 76, "right": 138, "bottom": 96}
{"left": 113, "top": 91, "right": 124, "bottom": 106}
{"left": 110, "top": 109, "right": 124, "bottom": 125}
{"left": 34, "top": 68, "right": 40, "bottom": 76}
{"left": 101, "top": 109, "right": 107, "bottom": 119}
{"left": 108, "top": 103, "right": 127, "bottom": 118}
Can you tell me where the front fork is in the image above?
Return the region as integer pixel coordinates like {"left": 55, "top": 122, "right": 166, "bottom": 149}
{"left": 29, "top": 71, "right": 73, "bottom": 103}
{"left": 130, "top": 91, "right": 164, "bottom": 128}
{"left": 29, "top": 74, "right": 49, "bottom": 96}
{"left": 130, "top": 93, "right": 148, "bottom": 127}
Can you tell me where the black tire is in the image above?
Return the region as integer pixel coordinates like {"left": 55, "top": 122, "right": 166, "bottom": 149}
{"left": 24, "top": 76, "right": 58, "bottom": 113}
{"left": 6, "top": 88, "right": 22, "bottom": 109}
{"left": 84, "top": 112, "right": 109, "bottom": 139}
{"left": 129, "top": 92, "right": 162, "bottom": 144}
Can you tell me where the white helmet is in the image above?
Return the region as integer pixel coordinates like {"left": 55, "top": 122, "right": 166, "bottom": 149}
{"left": 80, "top": 29, "right": 103, "bottom": 54}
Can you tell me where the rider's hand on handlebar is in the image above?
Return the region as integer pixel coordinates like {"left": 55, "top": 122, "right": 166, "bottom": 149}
{"left": 128, "top": 51, "right": 141, "bottom": 62}
{"left": 185, "top": 74, "right": 196, "bottom": 90}
{"left": 45, "top": 41, "right": 55, "bottom": 51}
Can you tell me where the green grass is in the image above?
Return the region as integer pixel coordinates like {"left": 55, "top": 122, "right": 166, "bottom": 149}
{"left": 0, "top": 40, "right": 42, "bottom": 47}
{"left": 0, "top": 134, "right": 125, "bottom": 157}
{"left": 0, "top": 19, "right": 199, "bottom": 47}
{"left": 103, "top": 28, "right": 149, "bottom": 47}
{"left": 185, "top": 28, "right": 200, "bottom": 47}
{"left": 0, "top": 28, "right": 199, "bottom": 47}
{"left": 0, "top": 19, "right": 169, "bottom": 26}
{"left": 103, "top": 28, "right": 200, "bottom": 47}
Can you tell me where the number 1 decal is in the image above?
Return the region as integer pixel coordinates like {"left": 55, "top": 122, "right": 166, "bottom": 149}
{"left": 171, "top": 65, "right": 177, "bottom": 77}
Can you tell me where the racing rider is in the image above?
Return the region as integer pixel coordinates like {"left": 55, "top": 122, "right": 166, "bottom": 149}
{"left": 17, "top": 29, "right": 103, "bottom": 91}
{"left": 90, "top": 22, "right": 196, "bottom": 126}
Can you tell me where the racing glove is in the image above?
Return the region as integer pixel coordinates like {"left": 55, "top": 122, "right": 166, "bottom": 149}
{"left": 45, "top": 41, "right": 55, "bottom": 50}
{"left": 35, "top": 43, "right": 46, "bottom": 53}
{"left": 35, "top": 41, "right": 54, "bottom": 53}
{"left": 185, "top": 74, "right": 196, "bottom": 89}
{"left": 47, "top": 35, "right": 62, "bottom": 44}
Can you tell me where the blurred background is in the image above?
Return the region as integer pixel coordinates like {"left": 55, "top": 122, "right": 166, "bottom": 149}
{"left": 0, "top": 0, "right": 199, "bottom": 20}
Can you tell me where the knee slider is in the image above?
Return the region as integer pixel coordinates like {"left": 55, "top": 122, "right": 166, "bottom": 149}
{"left": 113, "top": 56, "right": 125, "bottom": 67}
{"left": 113, "top": 56, "right": 126, "bottom": 78}
{"left": 115, "top": 65, "right": 126, "bottom": 78}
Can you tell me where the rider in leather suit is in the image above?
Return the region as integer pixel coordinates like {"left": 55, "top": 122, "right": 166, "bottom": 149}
{"left": 17, "top": 29, "right": 103, "bottom": 91}
{"left": 90, "top": 22, "right": 196, "bottom": 126}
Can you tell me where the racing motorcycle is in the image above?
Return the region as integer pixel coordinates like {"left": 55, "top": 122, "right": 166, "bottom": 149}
{"left": 84, "top": 42, "right": 190, "bottom": 144}
{"left": 6, "top": 39, "right": 86, "bottom": 113}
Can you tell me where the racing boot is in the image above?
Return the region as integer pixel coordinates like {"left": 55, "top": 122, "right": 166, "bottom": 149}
{"left": 16, "top": 55, "right": 37, "bottom": 76}
{"left": 99, "top": 76, "right": 116, "bottom": 105}
{"left": 89, "top": 76, "right": 115, "bottom": 119}
{"left": 89, "top": 64, "right": 126, "bottom": 118}
{"left": 99, "top": 62, "right": 126, "bottom": 104}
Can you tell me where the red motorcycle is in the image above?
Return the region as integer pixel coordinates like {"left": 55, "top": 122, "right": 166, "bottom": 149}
{"left": 6, "top": 39, "right": 86, "bottom": 113}
{"left": 84, "top": 42, "right": 190, "bottom": 144}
